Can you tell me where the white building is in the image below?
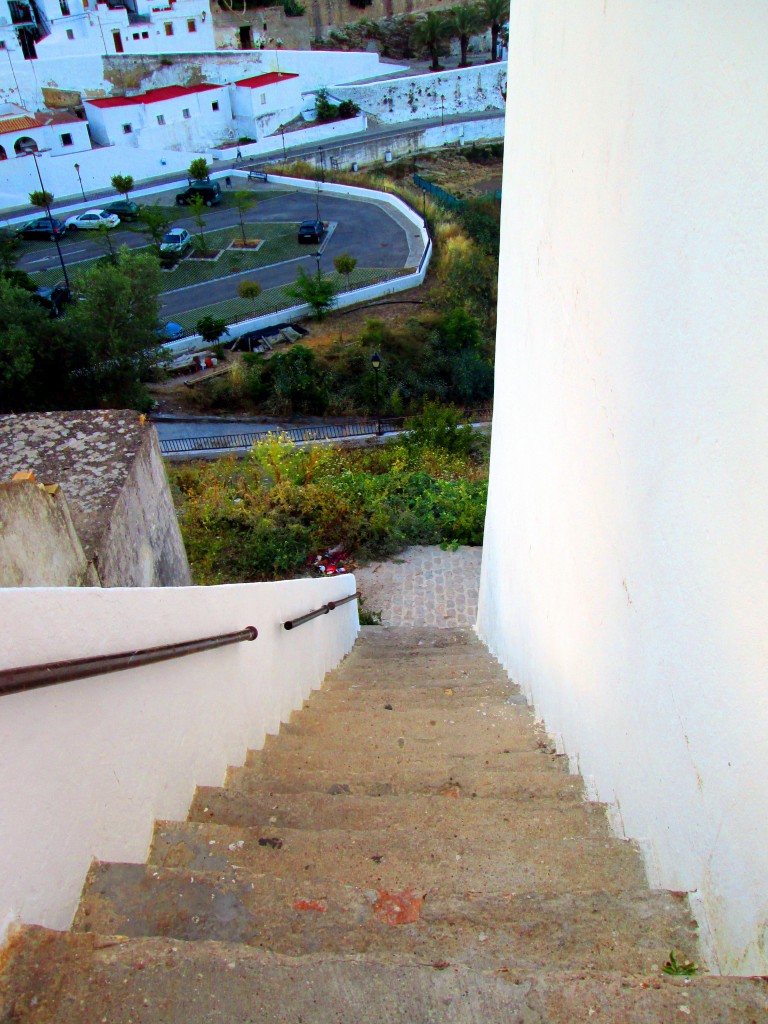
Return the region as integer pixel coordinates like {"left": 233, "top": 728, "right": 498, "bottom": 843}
{"left": 231, "top": 71, "right": 300, "bottom": 141}
{"left": 479, "top": 0, "right": 768, "bottom": 975}
{"left": 84, "top": 82, "right": 231, "bottom": 151}
{"left": 0, "top": 0, "right": 214, "bottom": 64}
{"left": 0, "top": 101, "right": 90, "bottom": 160}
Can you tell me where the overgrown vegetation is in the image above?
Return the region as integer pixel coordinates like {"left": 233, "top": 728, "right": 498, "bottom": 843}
{"left": 170, "top": 405, "right": 489, "bottom": 584}
{"left": 314, "top": 88, "right": 360, "bottom": 123}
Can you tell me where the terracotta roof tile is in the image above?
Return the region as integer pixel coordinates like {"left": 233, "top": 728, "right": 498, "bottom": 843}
{"left": 235, "top": 72, "right": 299, "bottom": 89}
{"left": 0, "top": 116, "right": 40, "bottom": 136}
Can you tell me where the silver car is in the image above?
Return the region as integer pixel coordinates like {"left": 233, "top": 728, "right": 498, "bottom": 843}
{"left": 160, "top": 228, "right": 193, "bottom": 255}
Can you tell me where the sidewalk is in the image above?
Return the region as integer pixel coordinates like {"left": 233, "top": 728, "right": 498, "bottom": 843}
{"left": 354, "top": 545, "right": 482, "bottom": 628}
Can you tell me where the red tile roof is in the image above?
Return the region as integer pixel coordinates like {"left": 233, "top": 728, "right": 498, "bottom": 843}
{"left": 86, "top": 83, "right": 224, "bottom": 109}
{"left": 235, "top": 72, "right": 299, "bottom": 89}
{"left": 0, "top": 116, "right": 40, "bottom": 135}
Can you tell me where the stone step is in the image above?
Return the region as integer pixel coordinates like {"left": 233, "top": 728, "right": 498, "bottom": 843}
{"left": 280, "top": 702, "right": 540, "bottom": 742}
{"left": 325, "top": 659, "right": 509, "bottom": 687}
{"left": 249, "top": 743, "right": 561, "bottom": 776}
{"left": 151, "top": 805, "right": 619, "bottom": 885}
{"left": 8, "top": 928, "right": 763, "bottom": 1024}
{"left": 73, "top": 864, "right": 689, "bottom": 973}
{"left": 307, "top": 680, "right": 525, "bottom": 710}
{"left": 191, "top": 767, "right": 583, "bottom": 826}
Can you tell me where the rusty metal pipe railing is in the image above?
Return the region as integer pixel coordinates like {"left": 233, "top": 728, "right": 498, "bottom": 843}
{"left": 283, "top": 591, "right": 360, "bottom": 631}
{"left": 0, "top": 626, "right": 258, "bottom": 698}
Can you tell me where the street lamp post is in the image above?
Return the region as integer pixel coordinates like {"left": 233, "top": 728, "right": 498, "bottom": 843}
{"left": 314, "top": 249, "right": 321, "bottom": 279}
{"left": 280, "top": 125, "right": 286, "bottom": 162}
{"left": 31, "top": 150, "right": 70, "bottom": 291}
{"left": 73, "top": 162, "right": 86, "bottom": 202}
{"left": 440, "top": 94, "right": 445, "bottom": 127}
{"left": 370, "top": 351, "right": 381, "bottom": 436}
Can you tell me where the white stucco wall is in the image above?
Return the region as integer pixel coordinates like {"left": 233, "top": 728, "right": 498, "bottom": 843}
{"left": 0, "top": 576, "right": 359, "bottom": 939}
{"left": 478, "top": 1, "right": 768, "bottom": 975}
{"left": 331, "top": 63, "right": 507, "bottom": 124}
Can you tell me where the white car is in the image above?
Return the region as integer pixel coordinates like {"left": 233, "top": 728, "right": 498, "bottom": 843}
{"left": 160, "top": 228, "right": 193, "bottom": 255}
{"left": 65, "top": 209, "right": 120, "bottom": 230}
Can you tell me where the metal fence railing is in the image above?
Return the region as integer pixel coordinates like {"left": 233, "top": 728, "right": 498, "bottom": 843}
{"left": 413, "top": 174, "right": 502, "bottom": 208}
{"left": 158, "top": 407, "right": 492, "bottom": 456}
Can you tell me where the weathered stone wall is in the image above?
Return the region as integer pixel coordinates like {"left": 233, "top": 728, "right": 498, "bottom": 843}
{"left": 331, "top": 63, "right": 507, "bottom": 122}
{"left": 98, "top": 429, "right": 192, "bottom": 588}
{"left": 0, "top": 480, "right": 97, "bottom": 588}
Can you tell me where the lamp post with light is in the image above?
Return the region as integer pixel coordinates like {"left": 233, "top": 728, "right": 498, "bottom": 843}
{"left": 279, "top": 124, "right": 286, "bottom": 162}
{"left": 370, "top": 351, "right": 382, "bottom": 435}
{"left": 73, "top": 162, "right": 86, "bottom": 202}
{"left": 31, "top": 150, "right": 70, "bottom": 290}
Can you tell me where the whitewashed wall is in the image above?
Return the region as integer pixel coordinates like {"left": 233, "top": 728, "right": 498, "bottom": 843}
{"left": 331, "top": 63, "right": 507, "bottom": 124}
{"left": 211, "top": 114, "right": 367, "bottom": 160}
{"left": 0, "top": 576, "right": 359, "bottom": 939}
{"left": 478, "top": 1, "right": 768, "bottom": 975}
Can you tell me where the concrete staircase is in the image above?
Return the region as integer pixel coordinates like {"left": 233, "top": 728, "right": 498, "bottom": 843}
{"left": 2, "top": 628, "right": 766, "bottom": 1021}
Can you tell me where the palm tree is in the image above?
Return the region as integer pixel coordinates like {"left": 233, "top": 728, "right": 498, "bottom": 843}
{"left": 411, "top": 11, "right": 452, "bottom": 72}
{"left": 481, "top": 0, "right": 508, "bottom": 61}
{"left": 451, "top": 2, "right": 483, "bottom": 67}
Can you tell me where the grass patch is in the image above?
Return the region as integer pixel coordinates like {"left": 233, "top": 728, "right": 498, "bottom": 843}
{"left": 170, "top": 412, "right": 489, "bottom": 584}
{"left": 166, "top": 267, "right": 410, "bottom": 335}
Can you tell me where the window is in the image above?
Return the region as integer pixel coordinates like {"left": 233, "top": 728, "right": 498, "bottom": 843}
{"left": 164, "top": 21, "right": 173, "bottom": 35}
{"left": 260, "top": 93, "right": 266, "bottom": 105}
{"left": 141, "top": 30, "right": 148, "bottom": 38}
{"left": 60, "top": 132, "right": 73, "bottom": 146}
{"left": 132, "top": 32, "right": 139, "bottom": 39}
{"left": 211, "top": 100, "right": 219, "bottom": 111}
{"left": 182, "top": 108, "right": 190, "bottom": 119}
{"left": 65, "top": 28, "right": 74, "bottom": 39}
{"left": 122, "top": 123, "right": 133, "bottom": 134}
{"left": 157, "top": 114, "right": 165, "bottom": 125}
{"left": 59, "top": 0, "right": 69, "bottom": 13}
{"left": 187, "top": 18, "right": 196, "bottom": 31}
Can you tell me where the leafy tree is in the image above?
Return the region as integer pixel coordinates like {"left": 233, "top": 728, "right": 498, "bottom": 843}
{"left": 0, "top": 230, "right": 36, "bottom": 291}
{"left": 94, "top": 223, "right": 118, "bottom": 265}
{"left": 195, "top": 315, "right": 229, "bottom": 345}
{"left": 0, "top": 280, "right": 50, "bottom": 412}
{"left": 188, "top": 157, "right": 211, "bottom": 181}
{"left": 481, "top": 0, "right": 507, "bottom": 60}
{"left": 333, "top": 252, "right": 357, "bottom": 288}
{"left": 337, "top": 99, "right": 360, "bottom": 119}
{"left": 411, "top": 12, "right": 452, "bottom": 71}
{"left": 238, "top": 279, "right": 262, "bottom": 316}
{"left": 286, "top": 267, "right": 338, "bottom": 320}
{"left": 61, "top": 247, "right": 164, "bottom": 408}
{"left": 232, "top": 190, "right": 256, "bottom": 245}
{"left": 29, "top": 189, "right": 53, "bottom": 210}
{"left": 188, "top": 193, "right": 209, "bottom": 254}
{"left": 314, "top": 88, "right": 339, "bottom": 123}
{"left": 0, "top": 249, "right": 163, "bottom": 412}
{"left": 451, "top": 2, "right": 483, "bottom": 66}
{"left": 110, "top": 174, "right": 134, "bottom": 199}
{"left": 268, "top": 345, "right": 328, "bottom": 415}
{"left": 137, "top": 203, "right": 177, "bottom": 251}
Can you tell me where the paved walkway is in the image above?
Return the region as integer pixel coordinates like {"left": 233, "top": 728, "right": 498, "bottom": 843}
{"left": 354, "top": 545, "right": 482, "bottom": 628}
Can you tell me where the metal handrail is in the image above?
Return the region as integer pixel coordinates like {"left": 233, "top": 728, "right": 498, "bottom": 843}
{"left": 283, "top": 591, "right": 360, "bottom": 631}
{"left": 0, "top": 626, "right": 258, "bottom": 698}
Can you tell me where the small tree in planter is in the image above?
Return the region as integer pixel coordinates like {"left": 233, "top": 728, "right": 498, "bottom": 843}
{"left": 29, "top": 189, "right": 54, "bottom": 211}
{"left": 188, "top": 194, "right": 210, "bottom": 255}
{"left": 188, "top": 157, "right": 211, "bottom": 182}
{"left": 110, "top": 174, "right": 134, "bottom": 200}
{"left": 286, "top": 267, "right": 338, "bottom": 321}
{"left": 137, "top": 204, "right": 177, "bottom": 253}
{"left": 232, "top": 191, "right": 256, "bottom": 246}
{"left": 333, "top": 253, "right": 357, "bottom": 289}
{"left": 238, "top": 279, "right": 262, "bottom": 316}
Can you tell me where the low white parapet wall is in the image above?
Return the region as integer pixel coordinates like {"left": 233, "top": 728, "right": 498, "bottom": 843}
{"left": 0, "top": 576, "right": 358, "bottom": 940}
{"left": 210, "top": 115, "right": 368, "bottom": 162}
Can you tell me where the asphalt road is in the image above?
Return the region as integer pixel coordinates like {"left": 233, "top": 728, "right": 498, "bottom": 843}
{"left": 16, "top": 189, "right": 411, "bottom": 319}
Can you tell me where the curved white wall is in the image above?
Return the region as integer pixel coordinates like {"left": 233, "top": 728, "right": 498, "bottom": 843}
{"left": 478, "top": 1, "right": 768, "bottom": 974}
{"left": 0, "top": 577, "right": 358, "bottom": 938}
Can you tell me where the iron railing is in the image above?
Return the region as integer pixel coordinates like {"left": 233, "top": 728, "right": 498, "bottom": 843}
{"left": 158, "top": 406, "right": 492, "bottom": 456}
{"left": 0, "top": 627, "right": 258, "bottom": 698}
{"left": 283, "top": 592, "right": 360, "bottom": 631}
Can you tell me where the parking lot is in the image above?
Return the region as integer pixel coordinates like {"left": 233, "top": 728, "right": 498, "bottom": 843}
{"left": 13, "top": 182, "right": 416, "bottom": 333}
